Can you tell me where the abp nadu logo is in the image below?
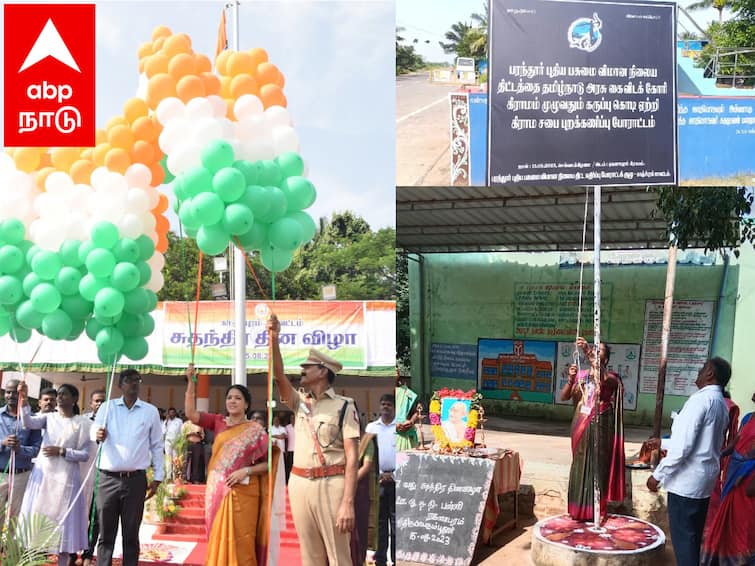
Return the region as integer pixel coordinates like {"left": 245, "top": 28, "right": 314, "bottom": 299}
{"left": 3, "top": 4, "right": 96, "bottom": 147}
{"left": 567, "top": 12, "right": 603, "bottom": 53}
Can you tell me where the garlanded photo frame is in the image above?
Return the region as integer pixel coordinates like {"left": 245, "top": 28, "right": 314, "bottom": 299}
{"left": 428, "top": 388, "right": 483, "bottom": 452}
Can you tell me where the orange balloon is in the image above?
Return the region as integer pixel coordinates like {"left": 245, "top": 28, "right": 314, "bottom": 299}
{"left": 80, "top": 148, "right": 94, "bottom": 160}
{"left": 200, "top": 72, "right": 221, "bottom": 96}
{"left": 155, "top": 192, "right": 170, "bottom": 213}
{"left": 106, "top": 116, "right": 128, "bottom": 130}
{"left": 13, "top": 148, "right": 41, "bottom": 172}
{"left": 168, "top": 52, "right": 197, "bottom": 80}
{"left": 137, "top": 41, "right": 154, "bottom": 59}
{"left": 156, "top": 233, "right": 169, "bottom": 253}
{"left": 69, "top": 159, "right": 96, "bottom": 184}
{"left": 50, "top": 147, "right": 80, "bottom": 171}
{"left": 162, "top": 33, "right": 192, "bottom": 57}
{"left": 123, "top": 97, "right": 149, "bottom": 124}
{"left": 277, "top": 73, "right": 286, "bottom": 89}
{"left": 155, "top": 214, "right": 169, "bottom": 234}
{"left": 35, "top": 167, "right": 56, "bottom": 191}
{"left": 104, "top": 147, "right": 131, "bottom": 174}
{"left": 148, "top": 161, "right": 165, "bottom": 186}
{"left": 227, "top": 52, "right": 255, "bottom": 77}
{"left": 151, "top": 25, "right": 172, "bottom": 41}
{"left": 107, "top": 124, "right": 135, "bottom": 150}
{"left": 38, "top": 151, "right": 52, "bottom": 168}
{"left": 152, "top": 36, "right": 166, "bottom": 53}
{"left": 131, "top": 140, "right": 155, "bottom": 164}
{"left": 145, "top": 53, "right": 170, "bottom": 77}
{"left": 215, "top": 50, "right": 233, "bottom": 76}
{"left": 176, "top": 75, "right": 205, "bottom": 102}
{"left": 259, "top": 84, "right": 287, "bottom": 108}
{"left": 230, "top": 74, "right": 259, "bottom": 99}
{"left": 256, "top": 62, "right": 281, "bottom": 86}
{"left": 224, "top": 99, "right": 236, "bottom": 120}
{"left": 195, "top": 54, "right": 212, "bottom": 73}
{"left": 92, "top": 142, "right": 112, "bottom": 166}
{"left": 131, "top": 116, "right": 159, "bottom": 143}
{"left": 219, "top": 76, "right": 232, "bottom": 99}
{"left": 146, "top": 73, "right": 177, "bottom": 109}
{"left": 248, "top": 47, "right": 269, "bottom": 68}
{"left": 95, "top": 128, "right": 107, "bottom": 145}
{"left": 138, "top": 57, "right": 147, "bottom": 74}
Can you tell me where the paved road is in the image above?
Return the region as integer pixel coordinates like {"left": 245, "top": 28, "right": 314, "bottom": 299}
{"left": 396, "top": 73, "right": 459, "bottom": 186}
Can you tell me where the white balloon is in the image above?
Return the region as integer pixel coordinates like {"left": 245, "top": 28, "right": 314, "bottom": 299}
{"left": 219, "top": 118, "right": 235, "bottom": 140}
{"left": 145, "top": 186, "right": 160, "bottom": 209}
{"left": 235, "top": 115, "right": 267, "bottom": 142}
{"left": 0, "top": 153, "right": 16, "bottom": 173}
{"left": 194, "top": 117, "right": 223, "bottom": 142}
{"left": 158, "top": 118, "right": 190, "bottom": 155}
{"left": 272, "top": 125, "right": 300, "bottom": 154}
{"left": 185, "top": 97, "right": 214, "bottom": 120}
{"left": 240, "top": 139, "right": 275, "bottom": 162}
{"left": 32, "top": 219, "right": 64, "bottom": 251}
{"left": 234, "top": 94, "right": 264, "bottom": 120}
{"left": 140, "top": 212, "right": 157, "bottom": 233}
{"left": 135, "top": 72, "right": 149, "bottom": 101}
{"left": 89, "top": 167, "right": 111, "bottom": 189}
{"left": 118, "top": 213, "right": 143, "bottom": 239}
{"left": 156, "top": 97, "right": 186, "bottom": 125}
{"left": 66, "top": 211, "right": 89, "bottom": 241}
{"left": 145, "top": 270, "right": 164, "bottom": 292}
{"left": 166, "top": 144, "right": 202, "bottom": 176}
{"left": 125, "top": 164, "right": 152, "bottom": 189}
{"left": 264, "top": 105, "right": 292, "bottom": 128}
{"left": 127, "top": 188, "right": 151, "bottom": 214}
{"left": 147, "top": 251, "right": 165, "bottom": 272}
{"left": 44, "top": 171, "right": 74, "bottom": 194}
{"left": 206, "top": 95, "right": 227, "bottom": 118}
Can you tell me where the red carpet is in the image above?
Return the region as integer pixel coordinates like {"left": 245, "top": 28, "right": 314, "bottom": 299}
{"left": 279, "top": 488, "right": 302, "bottom": 565}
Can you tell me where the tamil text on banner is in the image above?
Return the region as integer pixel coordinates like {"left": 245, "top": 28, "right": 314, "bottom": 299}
{"left": 162, "top": 300, "right": 367, "bottom": 369}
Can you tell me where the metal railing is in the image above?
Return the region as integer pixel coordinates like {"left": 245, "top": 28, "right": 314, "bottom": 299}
{"left": 703, "top": 47, "right": 755, "bottom": 88}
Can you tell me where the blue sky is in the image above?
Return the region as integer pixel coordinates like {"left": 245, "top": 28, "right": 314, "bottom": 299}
{"left": 2, "top": 0, "right": 395, "bottom": 230}
{"left": 397, "top": 0, "right": 725, "bottom": 65}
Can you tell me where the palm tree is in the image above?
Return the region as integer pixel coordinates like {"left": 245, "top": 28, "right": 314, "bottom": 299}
{"left": 439, "top": 21, "right": 472, "bottom": 54}
{"left": 687, "top": 0, "right": 733, "bottom": 24}
{"left": 470, "top": 3, "right": 489, "bottom": 58}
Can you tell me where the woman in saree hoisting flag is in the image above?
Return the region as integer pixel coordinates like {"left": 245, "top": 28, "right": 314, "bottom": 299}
{"left": 700, "top": 390, "right": 755, "bottom": 566}
{"left": 185, "top": 365, "right": 281, "bottom": 566}
{"left": 559, "top": 337, "right": 625, "bottom": 522}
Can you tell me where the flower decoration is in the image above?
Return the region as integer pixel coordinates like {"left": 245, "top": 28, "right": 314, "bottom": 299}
{"left": 429, "top": 388, "right": 483, "bottom": 453}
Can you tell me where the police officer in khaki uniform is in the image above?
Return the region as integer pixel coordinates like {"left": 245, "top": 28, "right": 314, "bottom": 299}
{"left": 268, "top": 315, "right": 359, "bottom": 566}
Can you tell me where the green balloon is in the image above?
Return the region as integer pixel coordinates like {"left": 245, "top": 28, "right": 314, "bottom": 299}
{"left": 59, "top": 240, "right": 83, "bottom": 267}
{"left": 0, "top": 275, "right": 23, "bottom": 305}
{"left": 172, "top": 178, "right": 186, "bottom": 203}
{"left": 95, "top": 326, "right": 124, "bottom": 355}
{"left": 0, "top": 219, "right": 26, "bottom": 244}
{"left": 0, "top": 310, "right": 11, "bottom": 336}
{"left": 238, "top": 185, "right": 271, "bottom": 219}
{"left": 85, "top": 317, "right": 104, "bottom": 341}
{"left": 139, "top": 313, "right": 156, "bottom": 337}
{"left": 123, "top": 287, "right": 150, "bottom": 315}
{"left": 135, "top": 235, "right": 155, "bottom": 262}
{"left": 288, "top": 211, "right": 317, "bottom": 243}
{"left": 222, "top": 203, "right": 254, "bottom": 236}
{"left": 144, "top": 290, "right": 158, "bottom": 312}
{"left": 111, "top": 262, "right": 141, "bottom": 293}
{"left": 11, "top": 325, "right": 32, "bottom": 343}
{"left": 201, "top": 140, "right": 235, "bottom": 173}
{"left": 181, "top": 166, "right": 213, "bottom": 198}
{"left": 113, "top": 238, "right": 140, "bottom": 264}
{"left": 178, "top": 200, "right": 201, "bottom": 230}
{"left": 233, "top": 160, "right": 261, "bottom": 186}
{"left": 192, "top": 192, "right": 225, "bottom": 226}
{"left": 260, "top": 245, "right": 293, "bottom": 273}
{"left": 66, "top": 318, "right": 86, "bottom": 341}
{"left": 31, "top": 250, "right": 62, "bottom": 280}
{"left": 268, "top": 217, "right": 304, "bottom": 251}
{"left": 85, "top": 248, "right": 116, "bottom": 279}
{"left": 77, "top": 240, "right": 96, "bottom": 264}
{"left": 197, "top": 223, "right": 230, "bottom": 255}
{"left": 136, "top": 262, "right": 152, "bottom": 286}
{"left": 160, "top": 155, "right": 175, "bottom": 184}
{"left": 213, "top": 167, "right": 246, "bottom": 203}
{"left": 60, "top": 295, "right": 93, "bottom": 320}
{"left": 30, "top": 282, "right": 61, "bottom": 314}
{"left": 275, "top": 152, "right": 305, "bottom": 177}
{"left": 22, "top": 272, "right": 41, "bottom": 297}
{"left": 91, "top": 221, "right": 119, "bottom": 249}
{"left": 41, "top": 309, "right": 73, "bottom": 340}
{"left": 93, "top": 309, "right": 122, "bottom": 326}
{"left": 97, "top": 348, "right": 121, "bottom": 366}
{"left": 281, "top": 176, "right": 317, "bottom": 211}
{"left": 0, "top": 245, "right": 25, "bottom": 274}
{"left": 258, "top": 160, "right": 282, "bottom": 186}
{"left": 236, "top": 222, "right": 269, "bottom": 251}
{"left": 116, "top": 312, "right": 142, "bottom": 337}
{"left": 55, "top": 266, "right": 83, "bottom": 296}
{"left": 79, "top": 273, "right": 108, "bottom": 302}
{"left": 122, "top": 336, "right": 149, "bottom": 361}
{"left": 258, "top": 187, "right": 288, "bottom": 223}
{"left": 25, "top": 244, "right": 42, "bottom": 265}
{"left": 94, "top": 287, "right": 125, "bottom": 317}
{"left": 185, "top": 226, "right": 198, "bottom": 239}
{"left": 16, "top": 300, "right": 44, "bottom": 329}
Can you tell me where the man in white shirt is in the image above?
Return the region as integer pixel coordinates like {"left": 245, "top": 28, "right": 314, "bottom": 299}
{"left": 93, "top": 369, "right": 163, "bottom": 566}
{"left": 270, "top": 414, "right": 287, "bottom": 453}
{"left": 284, "top": 414, "right": 295, "bottom": 482}
{"left": 647, "top": 357, "right": 731, "bottom": 566}
{"left": 163, "top": 407, "right": 183, "bottom": 481}
{"left": 365, "top": 393, "right": 397, "bottom": 566}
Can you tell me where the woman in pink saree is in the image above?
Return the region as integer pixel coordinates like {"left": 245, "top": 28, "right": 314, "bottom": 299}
{"left": 185, "top": 365, "right": 275, "bottom": 565}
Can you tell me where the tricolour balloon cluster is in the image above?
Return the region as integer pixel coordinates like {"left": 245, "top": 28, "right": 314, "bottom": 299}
{"left": 0, "top": 219, "right": 157, "bottom": 363}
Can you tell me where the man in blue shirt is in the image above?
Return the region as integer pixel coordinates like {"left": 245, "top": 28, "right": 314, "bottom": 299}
{"left": 0, "top": 377, "right": 42, "bottom": 532}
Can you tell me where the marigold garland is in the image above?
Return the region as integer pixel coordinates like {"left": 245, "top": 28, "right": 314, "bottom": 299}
{"left": 429, "top": 388, "right": 483, "bottom": 452}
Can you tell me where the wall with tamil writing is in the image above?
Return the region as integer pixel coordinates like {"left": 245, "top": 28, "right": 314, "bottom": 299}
{"left": 409, "top": 252, "right": 740, "bottom": 426}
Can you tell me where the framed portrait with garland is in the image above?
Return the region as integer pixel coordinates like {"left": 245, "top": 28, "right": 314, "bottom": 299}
{"left": 428, "top": 388, "right": 482, "bottom": 452}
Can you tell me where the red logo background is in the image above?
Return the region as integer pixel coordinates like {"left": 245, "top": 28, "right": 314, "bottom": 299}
{"left": 3, "top": 3, "right": 95, "bottom": 147}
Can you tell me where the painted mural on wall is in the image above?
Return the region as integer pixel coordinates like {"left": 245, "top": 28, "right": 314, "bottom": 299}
{"left": 640, "top": 300, "right": 715, "bottom": 396}
{"left": 554, "top": 341, "right": 640, "bottom": 410}
{"left": 478, "top": 338, "right": 556, "bottom": 403}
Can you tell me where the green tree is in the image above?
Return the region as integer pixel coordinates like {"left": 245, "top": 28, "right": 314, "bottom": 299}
{"left": 396, "top": 250, "right": 410, "bottom": 374}
{"left": 396, "top": 26, "right": 426, "bottom": 74}
{"left": 687, "top": 0, "right": 735, "bottom": 23}
{"left": 158, "top": 231, "right": 220, "bottom": 301}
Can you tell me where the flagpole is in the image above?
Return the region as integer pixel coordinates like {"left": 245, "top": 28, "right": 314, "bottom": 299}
{"left": 229, "top": 0, "right": 247, "bottom": 387}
